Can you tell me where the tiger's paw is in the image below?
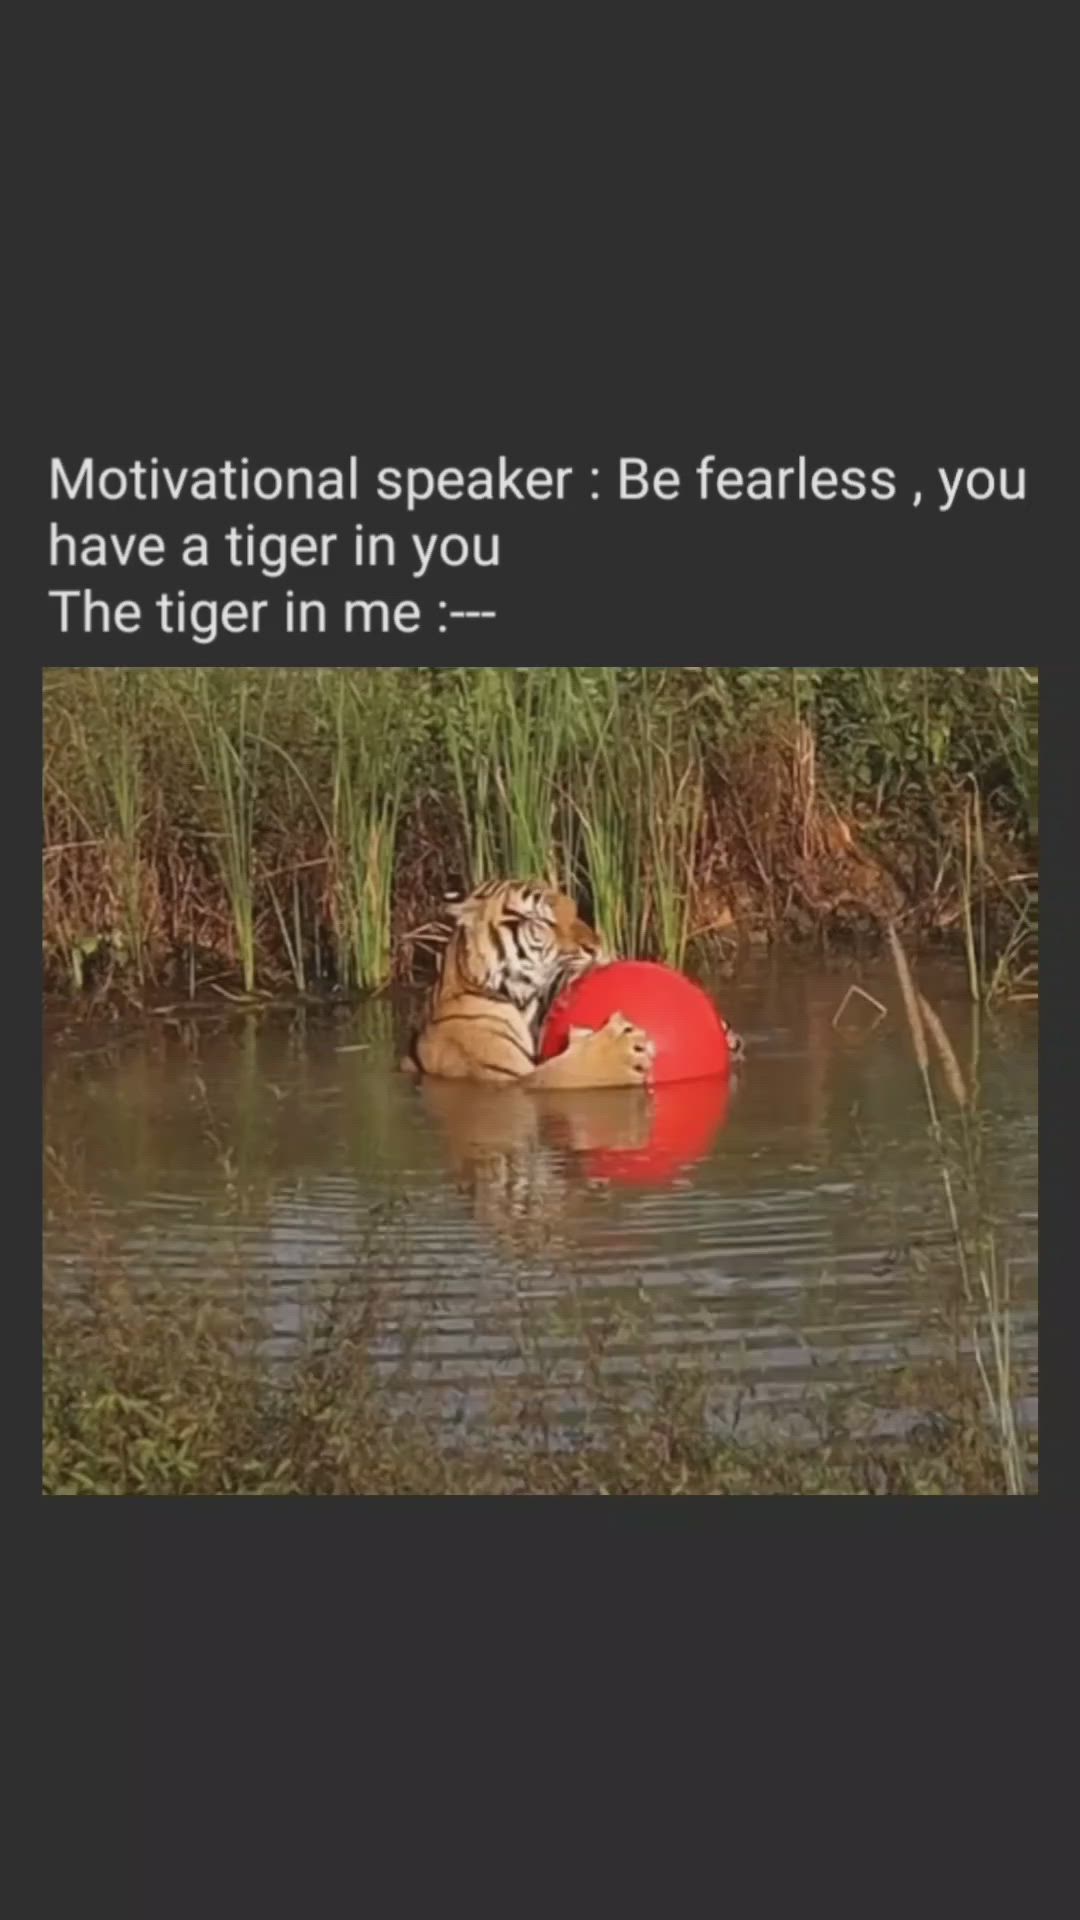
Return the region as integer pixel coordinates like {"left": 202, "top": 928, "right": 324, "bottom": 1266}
{"left": 574, "top": 1011, "right": 655, "bottom": 1086}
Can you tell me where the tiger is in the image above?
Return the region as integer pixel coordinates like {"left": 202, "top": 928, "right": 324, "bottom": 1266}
{"left": 402, "top": 878, "right": 655, "bottom": 1089}
{"left": 417, "top": 1077, "right": 656, "bottom": 1255}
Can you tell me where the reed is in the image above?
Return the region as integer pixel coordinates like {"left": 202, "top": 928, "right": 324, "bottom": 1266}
{"left": 887, "top": 923, "right": 1028, "bottom": 1493}
{"left": 959, "top": 777, "right": 1038, "bottom": 1004}
{"left": 444, "top": 667, "right": 499, "bottom": 883}
{"left": 177, "top": 671, "right": 268, "bottom": 994}
{"left": 988, "top": 666, "right": 1039, "bottom": 839}
{"left": 84, "top": 672, "right": 148, "bottom": 984}
{"left": 323, "top": 673, "right": 410, "bottom": 990}
{"left": 571, "top": 668, "right": 646, "bottom": 951}
{"left": 568, "top": 673, "right": 705, "bottom": 966}
{"left": 265, "top": 867, "right": 308, "bottom": 994}
{"left": 638, "top": 708, "right": 706, "bottom": 970}
{"left": 41, "top": 667, "right": 1039, "bottom": 997}
{"left": 442, "top": 667, "right": 578, "bottom": 887}
{"left": 44, "top": 669, "right": 150, "bottom": 987}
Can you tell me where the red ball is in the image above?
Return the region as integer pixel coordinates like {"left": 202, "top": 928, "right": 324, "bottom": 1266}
{"left": 540, "top": 960, "right": 733, "bottom": 1086}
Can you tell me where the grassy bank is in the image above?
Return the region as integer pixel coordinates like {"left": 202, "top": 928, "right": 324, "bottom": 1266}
{"left": 43, "top": 1269, "right": 1031, "bottom": 1496}
{"left": 43, "top": 666, "right": 1038, "bottom": 1003}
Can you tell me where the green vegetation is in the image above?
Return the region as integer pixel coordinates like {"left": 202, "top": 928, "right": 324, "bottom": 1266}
{"left": 43, "top": 666, "right": 1038, "bottom": 1003}
{"left": 887, "top": 925, "right": 1029, "bottom": 1492}
{"left": 175, "top": 672, "right": 268, "bottom": 994}
{"left": 43, "top": 1267, "right": 1030, "bottom": 1496}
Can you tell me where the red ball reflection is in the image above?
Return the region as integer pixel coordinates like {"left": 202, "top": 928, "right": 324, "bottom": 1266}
{"left": 583, "top": 1073, "right": 731, "bottom": 1186}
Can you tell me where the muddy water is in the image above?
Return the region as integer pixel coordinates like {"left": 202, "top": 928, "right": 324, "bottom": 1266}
{"left": 43, "top": 959, "right": 1038, "bottom": 1448}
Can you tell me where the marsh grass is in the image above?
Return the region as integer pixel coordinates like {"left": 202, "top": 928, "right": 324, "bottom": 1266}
{"left": 42, "top": 667, "right": 1038, "bottom": 999}
{"left": 44, "top": 670, "right": 153, "bottom": 991}
{"left": 443, "top": 667, "right": 578, "bottom": 886}
{"left": 324, "top": 674, "right": 409, "bottom": 990}
{"left": 570, "top": 674, "right": 705, "bottom": 966}
{"left": 572, "top": 668, "right": 648, "bottom": 952}
{"left": 177, "top": 671, "right": 269, "bottom": 994}
{"left": 43, "top": 1265, "right": 1020, "bottom": 1496}
{"left": 265, "top": 865, "right": 309, "bottom": 994}
{"left": 436, "top": 667, "right": 707, "bottom": 966}
{"left": 639, "top": 714, "right": 706, "bottom": 970}
{"left": 960, "top": 781, "right": 1038, "bottom": 1002}
{"left": 988, "top": 665, "right": 1039, "bottom": 840}
{"left": 78, "top": 673, "right": 148, "bottom": 984}
{"left": 887, "top": 923, "right": 1029, "bottom": 1492}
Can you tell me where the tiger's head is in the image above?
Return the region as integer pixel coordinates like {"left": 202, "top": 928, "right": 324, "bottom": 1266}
{"left": 437, "top": 879, "right": 608, "bottom": 1017}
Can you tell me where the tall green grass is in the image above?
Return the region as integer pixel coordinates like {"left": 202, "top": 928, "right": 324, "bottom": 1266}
{"left": 440, "top": 666, "right": 707, "bottom": 967}
{"left": 887, "top": 923, "right": 1028, "bottom": 1493}
{"left": 988, "top": 666, "right": 1038, "bottom": 838}
{"left": 42, "top": 667, "right": 1039, "bottom": 996}
{"left": 571, "top": 668, "right": 644, "bottom": 951}
{"left": 255, "top": 672, "right": 412, "bottom": 991}
{"left": 177, "top": 671, "right": 268, "bottom": 994}
{"left": 442, "top": 667, "right": 578, "bottom": 886}
{"left": 573, "top": 674, "right": 705, "bottom": 968}
{"left": 45, "top": 670, "right": 149, "bottom": 987}
{"left": 83, "top": 672, "right": 148, "bottom": 984}
{"left": 325, "top": 673, "right": 409, "bottom": 990}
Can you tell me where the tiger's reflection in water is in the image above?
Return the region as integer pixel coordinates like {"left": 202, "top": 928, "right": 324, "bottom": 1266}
{"left": 418, "top": 1079, "right": 655, "bottom": 1256}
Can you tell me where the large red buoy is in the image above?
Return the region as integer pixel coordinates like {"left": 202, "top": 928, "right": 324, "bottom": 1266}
{"left": 540, "top": 959, "right": 733, "bottom": 1086}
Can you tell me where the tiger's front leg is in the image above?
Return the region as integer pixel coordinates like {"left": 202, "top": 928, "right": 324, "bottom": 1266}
{"left": 524, "top": 1012, "right": 655, "bottom": 1090}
